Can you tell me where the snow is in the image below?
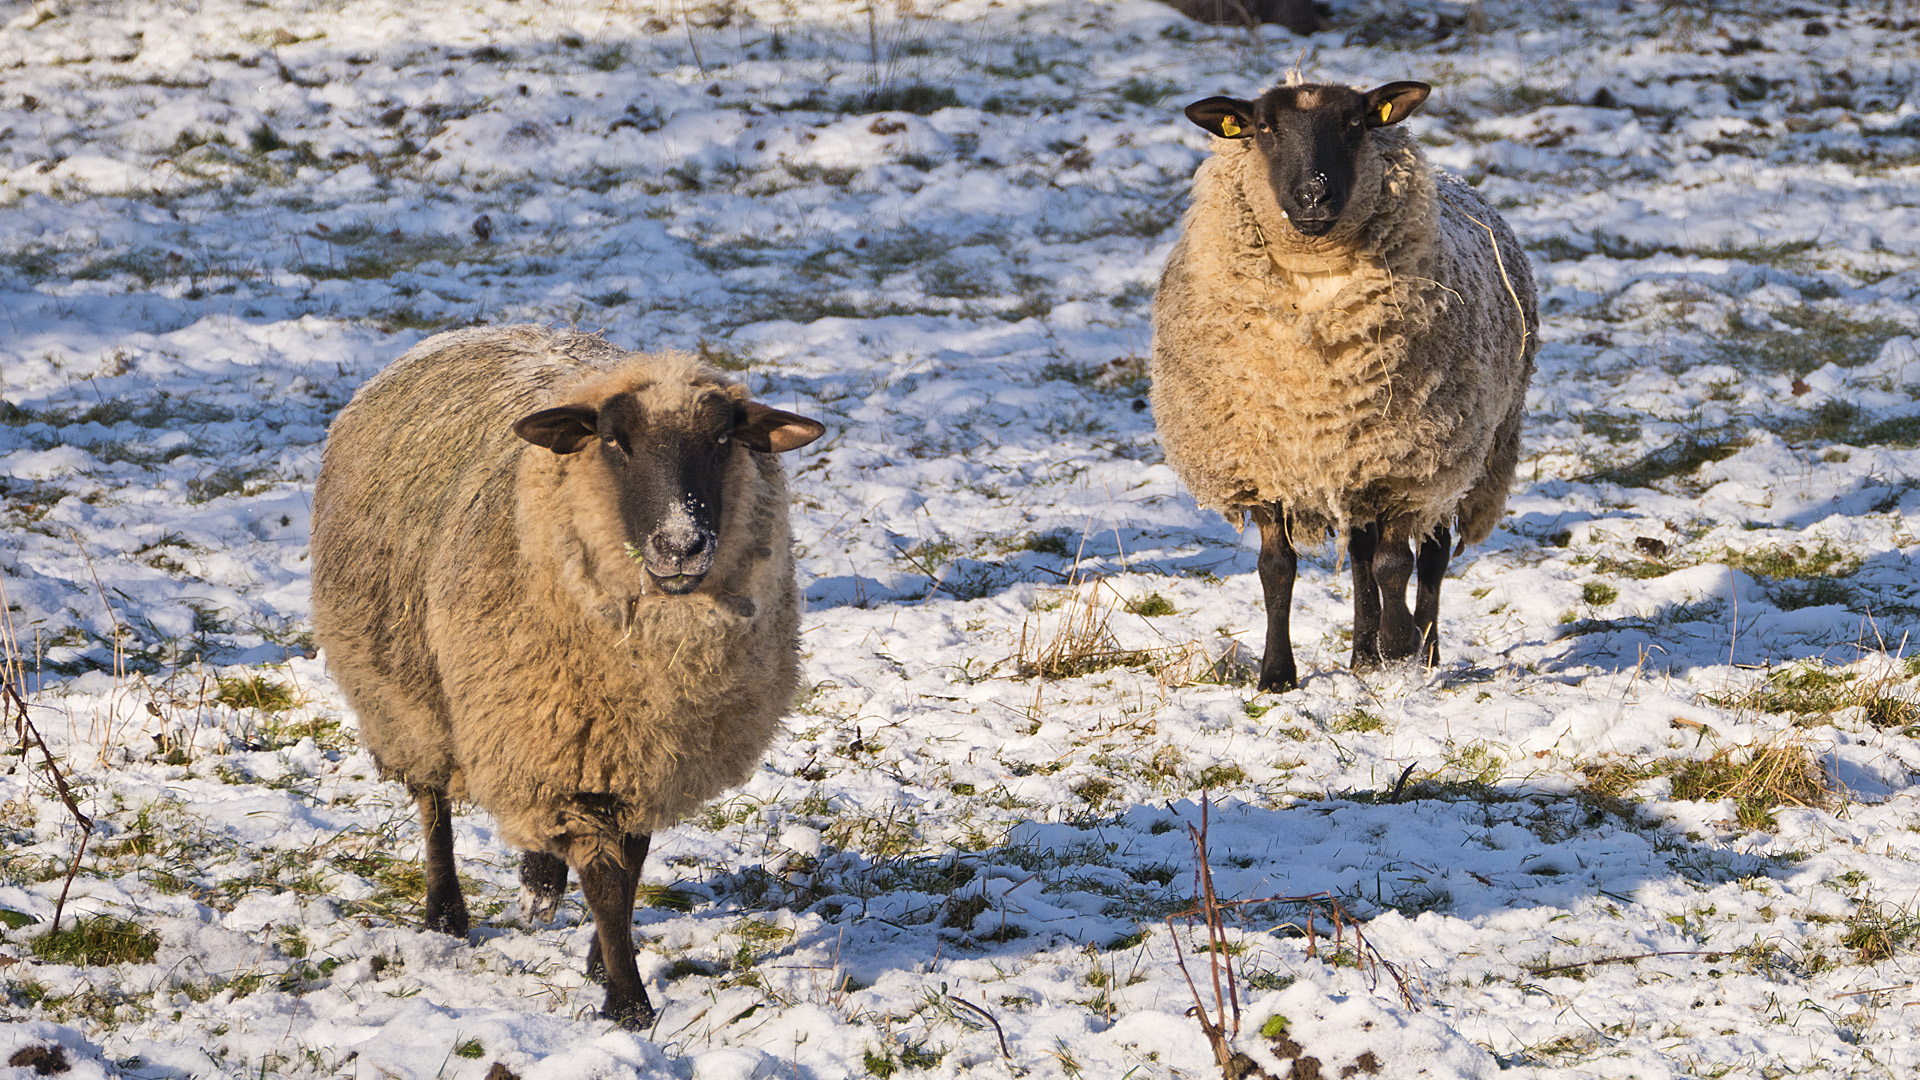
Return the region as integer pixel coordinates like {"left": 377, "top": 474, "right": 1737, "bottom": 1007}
{"left": 6, "top": 0, "right": 1920, "bottom": 1077}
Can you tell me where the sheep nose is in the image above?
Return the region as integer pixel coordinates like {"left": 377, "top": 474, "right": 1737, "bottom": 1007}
{"left": 1292, "top": 173, "right": 1330, "bottom": 208}
{"left": 651, "top": 529, "right": 707, "bottom": 562}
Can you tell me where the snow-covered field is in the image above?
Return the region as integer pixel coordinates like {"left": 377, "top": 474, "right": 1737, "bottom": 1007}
{"left": 6, "top": 0, "right": 1920, "bottom": 1075}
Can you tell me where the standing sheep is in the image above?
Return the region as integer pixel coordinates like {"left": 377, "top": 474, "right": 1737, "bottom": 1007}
{"left": 311, "top": 326, "right": 824, "bottom": 1027}
{"left": 1151, "top": 78, "right": 1538, "bottom": 692}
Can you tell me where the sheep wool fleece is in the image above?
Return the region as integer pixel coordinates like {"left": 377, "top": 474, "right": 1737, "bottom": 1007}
{"left": 1151, "top": 125, "right": 1538, "bottom": 547}
{"left": 312, "top": 326, "right": 802, "bottom": 858}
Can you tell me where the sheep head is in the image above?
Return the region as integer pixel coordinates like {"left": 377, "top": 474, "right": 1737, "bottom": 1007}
{"left": 1184, "top": 80, "right": 1429, "bottom": 239}
{"left": 513, "top": 386, "right": 823, "bottom": 595}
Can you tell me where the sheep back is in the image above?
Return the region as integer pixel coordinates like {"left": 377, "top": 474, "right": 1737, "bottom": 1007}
{"left": 1150, "top": 126, "right": 1537, "bottom": 548}
{"left": 312, "top": 326, "right": 802, "bottom": 854}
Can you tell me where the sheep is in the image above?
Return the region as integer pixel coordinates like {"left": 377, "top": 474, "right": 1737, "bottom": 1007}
{"left": 310, "top": 325, "right": 824, "bottom": 1027}
{"left": 1150, "top": 78, "right": 1538, "bottom": 692}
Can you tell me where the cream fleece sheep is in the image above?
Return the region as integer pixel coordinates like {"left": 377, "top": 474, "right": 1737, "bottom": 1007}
{"left": 310, "top": 324, "right": 821, "bottom": 1025}
{"left": 1151, "top": 80, "right": 1537, "bottom": 687}
{"left": 1153, "top": 126, "right": 1534, "bottom": 546}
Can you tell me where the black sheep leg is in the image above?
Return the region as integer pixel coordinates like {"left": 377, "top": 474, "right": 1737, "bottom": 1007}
{"left": 1374, "top": 533, "right": 1419, "bottom": 661}
{"left": 412, "top": 785, "right": 470, "bottom": 938}
{"left": 1251, "top": 505, "right": 1298, "bottom": 692}
{"left": 1349, "top": 521, "right": 1383, "bottom": 671}
{"left": 1413, "top": 525, "right": 1450, "bottom": 668}
{"left": 577, "top": 833, "right": 655, "bottom": 1029}
{"left": 520, "top": 851, "right": 569, "bottom": 924}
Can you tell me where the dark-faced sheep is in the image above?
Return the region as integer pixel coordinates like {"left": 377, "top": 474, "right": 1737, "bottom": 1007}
{"left": 310, "top": 325, "right": 824, "bottom": 1027}
{"left": 1151, "top": 78, "right": 1538, "bottom": 692}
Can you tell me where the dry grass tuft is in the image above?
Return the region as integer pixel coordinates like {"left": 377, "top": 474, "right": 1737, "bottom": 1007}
{"left": 1840, "top": 899, "right": 1920, "bottom": 964}
{"left": 1584, "top": 729, "right": 1835, "bottom": 833}
{"left": 1711, "top": 660, "right": 1920, "bottom": 732}
{"left": 1668, "top": 733, "right": 1832, "bottom": 830}
{"left": 1014, "top": 587, "right": 1208, "bottom": 685}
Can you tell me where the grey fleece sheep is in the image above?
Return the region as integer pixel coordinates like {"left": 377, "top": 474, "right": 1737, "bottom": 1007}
{"left": 1151, "top": 78, "right": 1538, "bottom": 692}
{"left": 310, "top": 325, "right": 824, "bottom": 1027}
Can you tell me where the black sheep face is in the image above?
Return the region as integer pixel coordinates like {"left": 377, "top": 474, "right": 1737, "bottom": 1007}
{"left": 1184, "top": 81, "right": 1430, "bottom": 238}
{"left": 514, "top": 392, "right": 823, "bottom": 594}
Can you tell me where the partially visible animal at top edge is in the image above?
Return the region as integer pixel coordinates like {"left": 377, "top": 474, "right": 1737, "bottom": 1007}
{"left": 1150, "top": 78, "right": 1538, "bottom": 692}
{"left": 310, "top": 325, "right": 825, "bottom": 1027}
{"left": 1164, "top": 0, "right": 1326, "bottom": 35}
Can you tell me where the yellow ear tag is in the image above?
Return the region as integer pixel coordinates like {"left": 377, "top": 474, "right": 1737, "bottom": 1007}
{"left": 1219, "top": 117, "right": 1241, "bottom": 137}
{"left": 1379, "top": 103, "right": 1393, "bottom": 123}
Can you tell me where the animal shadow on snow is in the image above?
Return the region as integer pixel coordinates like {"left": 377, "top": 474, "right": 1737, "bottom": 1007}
{"left": 1528, "top": 534, "right": 1920, "bottom": 678}
{"left": 804, "top": 518, "right": 1257, "bottom": 610}
{"left": 676, "top": 794, "right": 1788, "bottom": 1018}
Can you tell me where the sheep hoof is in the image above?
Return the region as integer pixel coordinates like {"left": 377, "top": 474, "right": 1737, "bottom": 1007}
{"left": 422, "top": 899, "right": 470, "bottom": 939}
{"left": 518, "top": 884, "right": 560, "bottom": 925}
{"left": 1256, "top": 668, "right": 1298, "bottom": 693}
{"left": 603, "top": 995, "right": 657, "bottom": 1030}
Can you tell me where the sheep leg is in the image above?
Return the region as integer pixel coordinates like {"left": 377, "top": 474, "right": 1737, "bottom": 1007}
{"left": 577, "top": 833, "right": 656, "bottom": 1029}
{"left": 1413, "top": 525, "right": 1450, "bottom": 668}
{"left": 413, "top": 785, "right": 470, "bottom": 939}
{"left": 519, "top": 851, "right": 569, "bottom": 924}
{"left": 1373, "top": 535, "right": 1419, "bottom": 662}
{"left": 1348, "top": 521, "right": 1383, "bottom": 671}
{"left": 1251, "top": 505, "right": 1298, "bottom": 692}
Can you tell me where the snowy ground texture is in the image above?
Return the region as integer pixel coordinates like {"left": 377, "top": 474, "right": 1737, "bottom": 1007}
{"left": 6, "top": 0, "right": 1920, "bottom": 1076}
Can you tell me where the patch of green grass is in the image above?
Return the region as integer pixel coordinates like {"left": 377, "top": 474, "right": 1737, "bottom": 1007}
{"left": 1590, "top": 554, "right": 1673, "bottom": 580}
{"left": 30, "top": 915, "right": 160, "bottom": 966}
{"left": 1722, "top": 542, "right": 1859, "bottom": 582}
{"left": 1854, "top": 414, "right": 1920, "bottom": 448}
{"left": 1073, "top": 777, "right": 1117, "bottom": 804}
{"left": 1576, "top": 411, "right": 1643, "bottom": 445}
{"left": 813, "top": 83, "right": 961, "bottom": 116}
{"left": 1716, "top": 306, "right": 1909, "bottom": 376}
{"left": 1732, "top": 664, "right": 1856, "bottom": 716}
{"left": 453, "top": 1038, "right": 484, "bottom": 1060}
{"left": 1588, "top": 430, "right": 1746, "bottom": 489}
{"left": 0, "top": 908, "right": 39, "bottom": 931}
{"left": 1193, "top": 763, "right": 1246, "bottom": 789}
{"left": 1124, "top": 593, "right": 1175, "bottom": 617}
{"left": 919, "top": 258, "right": 992, "bottom": 299}
{"left": 1771, "top": 399, "right": 1861, "bottom": 444}
{"left": 1842, "top": 900, "right": 1920, "bottom": 963}
{"left": 1582, "top": 581, "right": 1618, "bottom": 606}
{"left": 213, "top": 672, "right": 297, "bottom": 713}
{"left": 1117, "top": 77, "right": 1178, "bottom": 107}
{"left": 294, "top": 230, "right": 474, "bottom": 282}
{"left": 1330, "top": 710, "right": 1385, "bottom": 734}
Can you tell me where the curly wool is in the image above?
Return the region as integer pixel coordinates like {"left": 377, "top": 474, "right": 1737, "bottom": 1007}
{"left": 312, "top": 326, "right": 801, "bottom": 862}
{"left": 1150, "top": 124, "right": 1537, "bottom": 548}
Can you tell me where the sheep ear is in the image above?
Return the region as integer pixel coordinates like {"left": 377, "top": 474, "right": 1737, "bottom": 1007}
{"left": 1365, "top": 82, "right": 1430, "bottom": 127}
{"left": 1185, "top": 97, "right": 1255, "bottom": 139}
{"left": 514, "top": 405, "right": 600, "bottom": 454}
{"left": 735, "top": 402, "right": 825, "bottom": 453}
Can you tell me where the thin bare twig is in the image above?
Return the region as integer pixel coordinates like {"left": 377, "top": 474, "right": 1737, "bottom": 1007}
{"left": 1167, "top": 798, "right": 1239, "bottom": 1071}
{"left": 1529, "top": 949, "right": 1730, "bottom": 976}
{"left": 1, "top": 673, "right": 94, "bottom": 934}
{"left": 948, "top": 996, "right": 1012, "bottom": 1061}
{"left": 1831, "top": 982, "right": 1916, "bottom": 1000}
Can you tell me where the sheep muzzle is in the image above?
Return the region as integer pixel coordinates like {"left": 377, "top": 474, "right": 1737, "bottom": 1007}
{"left": 638, "top": 520, "right": 716, "bottom": 593}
